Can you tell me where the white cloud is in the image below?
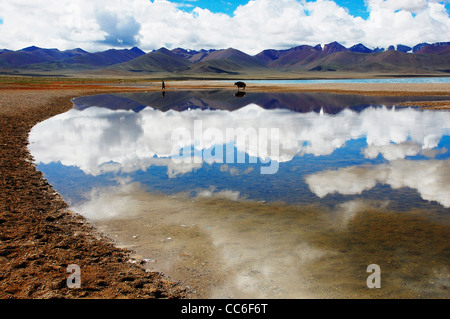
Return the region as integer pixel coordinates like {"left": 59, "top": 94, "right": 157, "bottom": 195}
{"left": 0, "top": 0, "right": 448, "bottom": 54}
{"left": 370, "top": 0, "right": 429, "bottom": 12}
{"left": 72, "top": 181, "right": 147, "bottom": 220}
{"left": 305, "top": 159, "right": 450, "bottom": 207}
{"left": 363, "top": 142, "right": 423, "bottom": 161}
{"left": 195, "top": 188, "right": 241, "bottom": 201}
{"left": 364, "top": 0, "right": 450, "bottom": 48}
{"left": 96, "top": 11, "right": 142, "bottom": 47}
{"left": 29, "top": 103, "right": 450, "bottom": 178}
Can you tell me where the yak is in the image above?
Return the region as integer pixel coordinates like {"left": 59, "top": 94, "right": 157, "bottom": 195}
{"left": 234, "top": 91, "right": 246, "bottom": 98}
{"left": 234, "top": 81, "right": 246, "bottom": 91}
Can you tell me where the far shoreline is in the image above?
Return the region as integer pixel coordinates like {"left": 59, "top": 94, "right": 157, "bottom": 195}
{"left": 2, "top": 76, "right": 449, "bottom": 106}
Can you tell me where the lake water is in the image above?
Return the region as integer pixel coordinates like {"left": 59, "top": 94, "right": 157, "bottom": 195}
{"left": 29, "top": 90, "right": 450, "bottom": 298}
{"left": 244, "top": 77, "right": 450, "bottom": 84}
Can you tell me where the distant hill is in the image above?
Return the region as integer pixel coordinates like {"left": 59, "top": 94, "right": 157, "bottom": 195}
{"left": 186, "top": 48, "right": 266, "bottom": 74}
{"left": 107, "top": 47, "right": 267, "bottom": 75}
{"left": 303, "top": 49, "right": 450, "bottom": 73}
{"left": 349, "top": 44, "right": 373, "bottom": 54}
{"left": 415, "top": 42, "right": 450, "bottom": 55}
{"left": 0, "top": 46, "right": 88, "bottom": 67}
{"left": 254, "top": 41, "right": 450, "bottom": 74}
{"left": 256, "top": 45, "right": 322, "bottom": 68}
{"left": 108, "top": 47, "right": 191, "bottom": 73}
{"left": 0, "top": 46, "right": 145, "bottom": 70}
{"left": 170, "top": 48, "right": 218, "bottom": 63}
{"left": 194, "top": 48, "right": 261, "bottom": 65}
{"left": 0, "top": 41, "right": 449, "bottom": 77}
{"left": 68, "top": 47, "right": 145, "bottom": 67}
{"left": 322, "top": 41, "right": 348, "bottom": 55}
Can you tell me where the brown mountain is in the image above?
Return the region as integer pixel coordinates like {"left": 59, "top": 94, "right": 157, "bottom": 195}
{"left": 1, "top": 41, "right": 449, "bottom": 77}
{"left": 110, "top": 47, "right": 266, "bottom": 75}
{"left": 184, "top": 52, "right": 265, "bottom": 75}
{"left": 322, "top": 41, "right": 348, "bottom": 55}
{"left": 0, "top": 46, "right": 144, "bottom": 70}
{"left": 415, "top": 42, "right": 450, "bottom": 55}
{"left": 106, "top": 47, "right": 191, "bottom": 73}
{"left": 0, "top": 46, "right": 88, "bottom": 67}
{"left": 257, "top": 45, "right": 322, "bottom": 68}
{"left": 304, "top": 49, "right": 450, "bottom": 73}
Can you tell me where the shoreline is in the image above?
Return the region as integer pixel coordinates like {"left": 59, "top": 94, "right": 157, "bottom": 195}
{"left": 0, "top": 79, "right": 449, "bottom": 299}
{"left": 0, "top": 85, "right": 188, "bottom": 298}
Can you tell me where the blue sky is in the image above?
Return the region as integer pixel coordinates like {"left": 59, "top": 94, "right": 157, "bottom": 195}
{"left": 176, "top": 0, "right": 250, "bottom": 15}
{"left": 333, "top": 0, "right": 371, "bottom": 18}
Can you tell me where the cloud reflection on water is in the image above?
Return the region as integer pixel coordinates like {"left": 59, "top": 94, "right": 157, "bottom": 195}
{"left": 29, "top": 102, "right": 450, "bottom": 207}
{"left": 305, "top": 159, "right": 450, "bottom": 208}
{"left": 30, "top": 104, "right": 450, "bottom": 169}
{"left": 28, "top": 99, "right": 450, "bottom": 298}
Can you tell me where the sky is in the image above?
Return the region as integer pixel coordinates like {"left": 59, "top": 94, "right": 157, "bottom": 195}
{"left": 176, "top": 0, "right": 372, "bottom": 18}
{"left": 0, "top": 0, "right": 449, "bottom": 55}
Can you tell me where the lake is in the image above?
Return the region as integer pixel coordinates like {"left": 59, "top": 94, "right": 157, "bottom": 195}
{"left": 243, "top": 77, "right": 450, "bottom": 84}
{"left": 29, "top": 90, "right": 450, "bottom": 298}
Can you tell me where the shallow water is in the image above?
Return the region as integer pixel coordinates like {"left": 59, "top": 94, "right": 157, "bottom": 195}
{"left": 244, "top": 77, "right": 450, "bottom": 84}
{"left": 29, "top": 90, "right": 450, "bottom": 298}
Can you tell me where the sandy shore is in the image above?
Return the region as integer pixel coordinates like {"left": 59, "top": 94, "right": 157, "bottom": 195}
{"left": 0, "top": 79, "right": 449, "bottom": 299}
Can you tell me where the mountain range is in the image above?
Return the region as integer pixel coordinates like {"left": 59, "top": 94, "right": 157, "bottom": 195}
{"left": 1, "top": 41, "right": 449, "bottom": 78}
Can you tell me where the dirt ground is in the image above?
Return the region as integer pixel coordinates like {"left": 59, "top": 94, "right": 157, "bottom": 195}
{"left": 0, "top": 79, "right": 448, "bottom": 299}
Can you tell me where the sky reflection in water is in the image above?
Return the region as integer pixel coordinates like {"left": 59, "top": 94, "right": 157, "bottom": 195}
{"left": 29, "top": 91, "right": 450, "bottom": 211}
{"left": 27, "top": 90, "right": 450, "bottom": 298}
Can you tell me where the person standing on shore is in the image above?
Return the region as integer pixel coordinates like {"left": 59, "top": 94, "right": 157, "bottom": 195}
{"left": 161, "top": 80, "right": 165, "bottom": 90}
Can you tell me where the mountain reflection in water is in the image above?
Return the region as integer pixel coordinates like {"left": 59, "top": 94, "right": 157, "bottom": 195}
{"left": 72, "top": 90, "right": 449, "bottom": 113}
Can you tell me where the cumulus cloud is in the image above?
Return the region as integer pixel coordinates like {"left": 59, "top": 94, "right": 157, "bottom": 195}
{"left": 363, "top": 142, "right": 423, "bottom": 161}
{"left": 370, "top": 0, "right": 430, "bottom": 12}
{"left": 305, "top": 159, "right": 450, "bottom": 207}
{"left": 0, "top": 0, "right": 448, "bottom": 53}
{"left": 364, "top": 0, "right": 450, "bottom": 48}
{"left": 72, "top": 181, "right": 147, "bottom": 220}
{"left": 220, "top": 164, "right": 254, "bottom": 176}
{"left": 195, "top": 187, "right": 241, "bottom": 201}
{"left": 96, "top": 11, "right": 142, "bottom": 47}
{"left": 29, "top": 104, "right": 450, "bottom": 178}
